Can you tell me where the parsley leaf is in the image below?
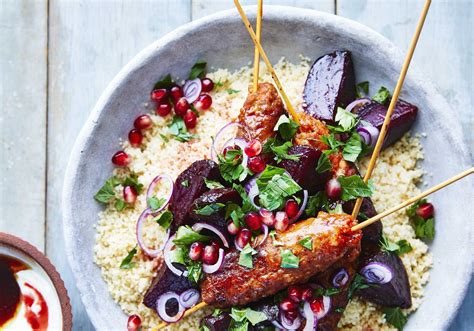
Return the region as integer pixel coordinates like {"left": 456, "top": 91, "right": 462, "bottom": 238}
{"left": 356, "top": 81, "right": 370, "bottom": 98}
{"left": 348, "top": 274, "right": 370, "bottom": 299}
{"left": 154, "top": 210, "right": 173, "bottom": 229}
{"left": 94, "top": 176, "right": 120, "bottom": 203}
{"left": 189, "top": 60, "right": 207, "bottom": 79}
{"left": 406, "top": 199, "right": 435, "bottom": 240}
{"left": 338, "top": 175, "right": 373, "bottom": 201}
{"left": 256, "top": 166, "right": 302, "bottom": 210}
{"left": 280, "top": 249, "right": 299, "bottom": 268}
{"left": 115, "top": 199, "right": 127, "bottom": 212}
{"left": 204, "top": 179, "right": 224, "bottom": 189}
{"left": 335, "top": 107, "right": 358, "bottom": 132}
{"left": 316, "top": 151, "right": 332, "bottom": 174}
{"left": 380, "top": 233, "right": 400, "bottom": 253}
{"left": 372, "top": 86, "right": 391, "bottom": 104}
{"left": 298, "top": 236, "right": 313, "bottom": 250}
{"left": 270, "top": 141, "right": 301, "bottom": 163}
{"left": 226, "top": 88, "right": 240, "bottom": 95}
{"left": 342, "top": 132, "right": 363, "bottom": 162}
{"left": 313, "top": 287, "right": 341, "bottom": 297}
{"left": 230, "top": 307, "right": 267, "bottom": 326}
{"left": 148, "top": 197, "right": 166, "bottom": 211}
{"left": 274, "top": 114, "right": 299, "bottom": 140}
{"left": 384, "top": 307, "right": 407, "bottom": 331}
{"left": 168, "top": 116, "right": 198, "bottom": 142}
{"left": 173, "top": 226, "right": 210, "bottom": 245}
{"left": 181, "top": 179, "right": 189, "bottom": 187}
{"left": 187, "top": 260, "right": 203, "bottom": 284}
{"left": 153, "top": 74, "right": 174, "bottom": 90}
{"left": 194, "top": 203, "right": 225, "bottom": 216}
{"left": 321, "top": 134, "right": 344, "bottom": 150}
{"left": 122, "top": 174, "right": 144, "bottom": 194}
{"left": 396, "top": 240, "right": 413, "bottom": 255}
{"left": 120, "top": 246, "right": 137, "bottom": 269}
{"left": 239, "top": 244, "right": 257, "bottom": 268}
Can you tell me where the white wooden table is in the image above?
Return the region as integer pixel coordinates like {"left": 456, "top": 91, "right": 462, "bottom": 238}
{"left": 1, "top": 0, "right": 472, "bottom": 330}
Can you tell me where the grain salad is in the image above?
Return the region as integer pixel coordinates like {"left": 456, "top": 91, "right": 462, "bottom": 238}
{"left": 94, "top": 57, "right": 433, "bottom": 330}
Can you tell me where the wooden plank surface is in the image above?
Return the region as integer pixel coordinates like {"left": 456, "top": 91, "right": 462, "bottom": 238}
{"left": 338, "top": 1, "right": 473, "bottom": 329}
{"left": 0, "top": 0, "right": 47, "bottom": 250}
{"left": 46, "top": 1, "right": 192, "bottom": 329}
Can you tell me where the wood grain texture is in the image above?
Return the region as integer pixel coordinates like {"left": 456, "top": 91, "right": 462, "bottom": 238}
{"left": 0, "top": 0, "right": 47, "bottom": 250}
{"left": 338, "top": 1, "right": 473, "bottom": 329}
{"left": 46, "top": 0, "right": 192, "bottom": 329}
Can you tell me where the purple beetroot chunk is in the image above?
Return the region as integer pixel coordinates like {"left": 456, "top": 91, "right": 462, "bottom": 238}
{"left": 357, "top": 250, "right": 412, "bottom": 308}
{"left": 356, "top": 99, "right": 418, "bottom": 148}
{"left": 280, "top": 145, "right": 330, "bottom": 194}
{"left": 170, "top": 160, "right": 222, "bottom": 232}
{"left": 303, "top": 50, "right": 356, "bottom": 122}
{"left": 202, "top": 312, "right": 232, "bottom": 331}
{"left": 189, "top": 188, "right": 242, "bottom": 224}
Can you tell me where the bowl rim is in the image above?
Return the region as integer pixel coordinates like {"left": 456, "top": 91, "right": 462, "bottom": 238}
{"left": 62, "top": 5, "right": 472, "bottom": 330}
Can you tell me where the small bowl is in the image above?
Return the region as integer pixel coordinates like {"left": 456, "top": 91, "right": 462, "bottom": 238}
{"left": 0, "top": 232, "right": 72, "bottom": 331}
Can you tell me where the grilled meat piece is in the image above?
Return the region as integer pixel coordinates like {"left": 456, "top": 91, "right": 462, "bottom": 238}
{"left": 201, "top": 212, "right": 361, "bottom": 308}
{"left": 238, "top": 82, "right": 284, "bottom": 142}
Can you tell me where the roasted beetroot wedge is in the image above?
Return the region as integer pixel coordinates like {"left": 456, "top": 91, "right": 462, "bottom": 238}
{"left": 303, "top": 50, "right": 356, "bottom": 122}
{"left": 202, "top": 312, "right": 232, "bottom": 331}
{"left": 357, "top": 250, "right": 412, "bottom": 308}
{"left": 356, "top": 99, "right": 418, "bottom": 147}
{"left": 189, "top": 188, "right": 242, "bottom": 223}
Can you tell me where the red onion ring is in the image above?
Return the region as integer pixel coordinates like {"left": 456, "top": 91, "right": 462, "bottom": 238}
{"left": 156, "top": 291, "right": 185, "bottom": 323}
{"left": 178, "top": 289, "right": 200, "bottom": 309}
{"left": 356, "top": 125, "right": 380, "bottom": 147}
{"left": 360, "top": 262, "right": 393, "bottom": 284}
{"left": 163, "top": 234, "right": 186, "bottom": 276}
{"left": 210, "top": 122, "right": 250, "bottom": 161}
{"left": 252, "top": 224, "right": 269, "bottom": 247}
{"left": 203, "top": 248, "right": 224, "bottom": 274}
{"left": 290, "top": 190, "right": 308, "bottom": 223}
{"left": 146, "top": 174, "right": 175, "bottom": 215}
{"left": 192, "top": 223, "right": 230, "bottom": 248}
{"left": 280, "top": 312, "right": 302, "bottom": 330}
{"left": 303, "top": 301, "right": 318, "bottom": 331}
{"left": 136, "top": 208, "right": 170, "bottom": 257}
{"left": 345, "top": 98, "right": 371, "bottom": 114}
{"left": 183, "top": 78, "right": 202, "bottom": 104}
{"left": 332, "top": 268, "right": 350, "bottom": 288}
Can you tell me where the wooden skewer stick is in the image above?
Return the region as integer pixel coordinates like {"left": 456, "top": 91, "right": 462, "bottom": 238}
{"left": 154, "top": 301, "right": 207, "bottom": 330}
{"left": 352, "top": 167, "right": 473, "bottom": 232}
{"left": 351, "top": 0, "right": 432, "bottom": 219}
{"left": 252, "top": 0, "right": 263, "bottom": 92}
{"left": 234, "top": 0, "right": 300, "bottom": 124}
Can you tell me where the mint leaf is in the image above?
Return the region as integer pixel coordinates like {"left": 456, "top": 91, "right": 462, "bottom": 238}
{"left": 257, "top": 167, "right": 302, "bottom": 211}
{"left": 204, "top": 179, "right": 224, "bottom": 189}
{"left": 316, "top": 151, "right": 332, "bottom": 174}
{"left": 280, "top": 249, "right": 299, "bottom": 268}
{"left": 218, "top": 149, "right": 246, "bottom": 182}
{"left": 335, "top": 107, "right": 358, "bottom": 132}
{"left": 153, "top": 74, "right": 174, "bottom": 90}
{"left": 356, "top": 81, "right": 369, "bottom": 98}
{"left": 181, "top": 179, "right": 189, "bottom": 187}
{"left": 189, "top": 60, "right": 207, "bottom": 79}
{"left": 115, "top": 199, "right": 127, "bottom": 212}
{"left": 396, "top": 240, "right": 413, "bottom": 255}
{"left": 154, "top": 210, "right": 173, "bottom": 229}
{"left": 120, "top": 246, "right": 137, "bottom": 269}
{"left": 406, "top": 199, "right": 435, "bottom": 240}
{"left": 173, "top": 226, "right": 210, "bottom": 245}
{"left": 226, "top": 88, "right": 240, "bottom": 95}
{"left": 148, "top": 197, "right": 166, "bottom": 211}
{"left": 384, "top": 307, "right": 407, "bottom": 331}
{"left": 270, "top": 141, "right": 301, "bottom": 163}
{"left": 160, "top": 133, "right": 169, "bottom": 143}
{"left": 348, "top": 274, "right": 370, "bottom": 299}
{"left": 274, "top": 114, "right": 299, "bottom": 140}
{"left": 94, "top": 176, "right": 120, "bottom": 203}
{"left": 406, "top": 199, "right": 427, "bottom": 217}
{"left": 194, "top": 203, "right": 225, "bottom": 216}
{"left": 321, "top": 134, "right": 344, "bottom": 150}
{"left": 239, "top": 244, "right": 257, "bottom": 268}
{"left": 187, "top": 260, "right": 203, "bottom": 284}
{"left": 122, "top": 173, "right": 144, "bottom": 194}
{"left": 342, "top": 132, "right": 363, "bottom": 162}
{"left": 338, "top": 175, "right": 373, "bottom": 201}
{"left": 298, "top": 237, "right": 313, "bottom": 250}
{"left": 230, "top": 307, "right": 267, "bottom": 326}
{"left": 168, "top": 116, "right": 198, "bottom": 142}
{"left": 380, "top": 233, "right": 400, "bottom": 253}
{"left": 373, "top": 86, "right": 391, "bottom": 104}
{"left": 313, "top": 287, "right": 341, "bottom": 297}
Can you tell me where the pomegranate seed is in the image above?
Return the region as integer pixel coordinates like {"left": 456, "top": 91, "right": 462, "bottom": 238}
{"left": 245, "top": 212, "right": 262, "bottom": 230}
{"left": 194, "top": 93, "right": 213, "bottom": 111}
{"left": 127, "top": 314, "right": 142, "bottom": 331}
{"left": 248, "top": 156, "right": 266, "bottom": 174}
{"left": 128, "top": 129, "right": 143, "bottom": 147}
{"left": 288, "top": 286, "right": 302, "bottom": 303}
{"left": 170, "top": 86, "right": 183, "bottom": 103}
{"left": 310, "top": 297, "right": 324, "bottom": 314}
{"left": 279, "top": 298, "right": 298, "bottom": 312}
{"left": 274, "top": 211, "right": 289, "bottom": 232}
{"left": 210, "top": 239, "right": 221, "bottom": 250}
{"left": 189, "top": 242, "right": 204, "bottom": 261}
{"left": 301, "top": 287, "right": 313, "bottom": 302}
{"left": 150, "top": 89, "right": 168, "bottom": 103}
{"left": 201, "top": 78, "right": 214, "bottom": 92}
{"left": 227, "top": 220, "right": 240, "bottom": 235}
{"left": 112, "top": 151, "right": 130, "bottom": 167}
{"left": 244, "top": 139, "right": 262, "bottom": 157}
{"left": 202, "top": 245, "right": 218, "bottom": 265}
{"left": 184, "top": 110, "right": 197, "bottom": 129}
{"left": 326, "top": 178, "right": 342, "bottom": 200}
{"left": 285, "top": 309, "right": 300, "bottom": 321}
{"left": 123, "top": 186, "right": 137, "bottom": 204}
{"left": 285, "top": 199, "right": 299, "bottom": 219}
{"left": 156, "top": 102, "right": 172, "bottom": 117}
{"left": 236, "top": 228, "right": 251, "bottom": 248}
{"left": 174, "top": 97, "right": 190, "bottom": 116}
{"left": 134, "top": 114, "right": 153, "bottom": 130}
{"left": 416, "top": 202, "right": 434, "bottom": 219}
{"left": 346, "top": 168, "right": 357, "bottom": 176}
{"left": 259, "top": 209, "right": 275, "bottom": 227}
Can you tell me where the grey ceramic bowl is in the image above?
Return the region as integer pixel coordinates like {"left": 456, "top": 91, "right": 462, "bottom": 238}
{"left": 63, "top": 6, "right": 473, "bottom": 330}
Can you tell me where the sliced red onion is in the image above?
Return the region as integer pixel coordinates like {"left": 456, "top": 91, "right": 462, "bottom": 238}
{"left": 146, "top": 174, "right": 175, "bottom": 215}
{"left": 280, "top": 313, "right": 302, "bottom": 330}
{"left": 163, "top": 235, "right": 185, "bottom": 276}
{"left": 244, "top": 176, "right": 260, "bottom": 210}
{"left": 203, "top": 248, "right": 224, "bottom": 274}
{"left": 252, "top": 224, "right": 269, "bottom": 247}
{"left": 360, "top": 262, "right": 393, "bottom": 284}
{"left": 271, "top": 320, "right": 284, "bottom": 330}
{"left": 303, "top": 301, "right": 318, "bottom": 331}
{"left": 136, "top": 208, "right": 170, "bottom": 257}
{"left": 332, "top": 268, "right": 350, "bottom": 288}
{"left": 357, "top": 125, "right": 380, "bottom": 147}
{"left": 345, "top": 98, "right": 371, "bottom": 114}
{"left": 183, "top": 78, "right": 202, "bottom": 103}
{"left": 211, "top": 122, "right": 249, "bottom": 161}
{"left": 234, "top": 237, "right": 244, "bottom": 251}
{"left": 192, "top": 223, "right": 230, "bottom": 248}
{"left": 290, "top": 190, "right": 308, "bottom": 223}
{"left": 156, "top": 291, "right": 185, "bottom": 323}
{"left": 178, "top": 289, "right": 200, "bottom": 309}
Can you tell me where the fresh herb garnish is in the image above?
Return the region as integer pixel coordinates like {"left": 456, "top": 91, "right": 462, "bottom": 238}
{"left": 153, "top": 74, "right": 174, "bottom": 90}
{"left": 335, "top": 107, "right": 358, "bottom": 132}
{"left": 226, "top": 88, "right": 240, "bottom": 95}
{"left": 298, "top": 236, "right": 313, "bottom": 250}
{"left": 168, "top": 115, "right": 198, "bottom": 142}
{"left": 372, "top": 86, "right": 391, "bottom": 104}
{"left": 335, "top": 307, "right": 345, "bottom": 313}
{"left": 269, "top": 141, "right": 301, "bottom": 163}
{"left": 173, "top": 226, "right": 210, "bottom": 245}
{"left": 194, "top": 203, "right": 225, "bottom": 216}
{"left": 94, "top": 176, "right": 120, "bottom": 203}
{"left": 230, "top": 307, "right": 267, "bottom": 326}
{"left": 120, "top": 246, "right": 137, "bottom": 269}
{"left": 256, "top": 166, "right": 302, "bottom": 211}
{"left": 348, "top": 274, "right": 371, "bottom": 299}
{"left": 321, "top": 134, "right": 344, "bottom": 150}
{"left": 154, "top": 210, "right": 173, "bottom": 229}
{"left": 187, "top": 260, "right": 203, "bottom": 284}
{"left": 204, "top": 178, "right": 225, "bottom": 189}
{"left": 218, "top": 149, "right": 247, "bottom": 182}
{"left": 356, "top": 81, "right": 369, "bottom": 98}
{"left": 269, "top": 230, "right": 284, "bottom": 247}
{"left": 122, "top": 174, "right": 144, "bottom": 194}
{"left": 274, "top": 114, "right": 299, "bottom": 140}
{"left": 215, "top": 80, "right": 224, "bottom": 88}
{"left": 115, "top": 199, "right": 127, "bottom": 212}
{"left": 305, "top": 192, "right": 325, "bottom": 216}
{"left": 181, "top": 179, "right": 189, "bottom": 187}
{"left": 342, "top": 132, "right": 363, "bottom": 162}
{"left": 338, "top": 175, "right": 373, "bottom": 201}
{"left": 280, "top": 249, "right": 299, "bottom": 268}
{"left": 328, "top": 203, "right": 344, "bottom": 214}
{"left": 406, "top": 199, "right": 435, "bottom": 240}
{"left": 316, "top": 151, "right": 332, "bottom": 174}
{"left": 384, "top": 307, "right": 407, "bottom": 331}
{"left": 380, "top": 234, "right": 413, "bottom": 256}
{"left": 148, "top": 197, "right": 166, "bottom": 211}
{"left": 189, "top": 60, "right": 207, "bottom": 79}
{"left": 396, "top": 240, "right": 413, "bottom": 255}
{"left": 313, "top": 287, "right": 340, "bottom": 297}
{"left": 159, "top": 133, "right": 169, "bottom": 143}
{"left": 239, "top": 244, "right": 257, "bottom": 268}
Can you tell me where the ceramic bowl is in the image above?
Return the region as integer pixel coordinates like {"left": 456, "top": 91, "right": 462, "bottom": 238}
{"left": 63, "top": 6, "right": 473, "bottom": 330}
